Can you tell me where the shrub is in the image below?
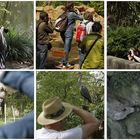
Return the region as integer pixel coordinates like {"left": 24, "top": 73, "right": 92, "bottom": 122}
{"left": 5, "top": 28, "right": 33, "bottom": 62}
{"left": 107, "top": 26, "right": 140, "bottom": 59}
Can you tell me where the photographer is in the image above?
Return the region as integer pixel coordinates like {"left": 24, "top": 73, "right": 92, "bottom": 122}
{"left": 37, "top": 97, "right": 100, "bottom": 139}
{"left": 36, "top": 11, "right": 54, "bottom": 69}
{"left": 128, "top": 48, "right": 140, "bottom": 63}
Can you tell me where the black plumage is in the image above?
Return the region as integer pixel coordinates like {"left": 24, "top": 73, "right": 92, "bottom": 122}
{"left": 80, "top": 85, "right": 92, "bottom": 103}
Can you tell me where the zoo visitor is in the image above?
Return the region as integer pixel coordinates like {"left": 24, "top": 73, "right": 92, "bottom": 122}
{"left": 79, "top": 22, "right": 104, "bottom": 69}
{"left": 36, "top": 11, "right": 54, "bottom": 69}
{"left": 58, "top": 1, "right": 83, "bottom": 68}
{"left": 37, "top": 97, "right": 100, "bottom": 139}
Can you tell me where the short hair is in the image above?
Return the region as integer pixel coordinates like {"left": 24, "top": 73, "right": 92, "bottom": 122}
{"left": 65, "top": 1, "right": 74, "bottom": 11}
{"left": 92, "top": 22, "right": 102, "bottom": 32}
{"left": 39, "top": 11, "right": 48, "bottom": 20}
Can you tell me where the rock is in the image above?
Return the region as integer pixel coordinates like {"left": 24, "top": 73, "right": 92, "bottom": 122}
{"left": 125, "top": 112, "right": 140, "bottom": 136}
{"left": 107, "top": 55, "right": 140, "bottom": 69}
{"left": 108, "top": 118, "right": 127, "bottom": 138}
{"left": 108, "top": 96, "right": 135, "bottom": 121}
{"left": 108, "top": 71, "right": 140, "bottom": 139}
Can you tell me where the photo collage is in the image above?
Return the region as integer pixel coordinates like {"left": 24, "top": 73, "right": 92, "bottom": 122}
{"left": 0, "top": 0, "right": 140, "bottom": 139}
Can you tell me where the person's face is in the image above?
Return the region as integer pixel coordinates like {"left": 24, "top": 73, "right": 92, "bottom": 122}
{"left": 70, "top": 5, "right": 74, "bottom": 10}
{"left": 44, "top": 16, "right": 48, "bottom": 22}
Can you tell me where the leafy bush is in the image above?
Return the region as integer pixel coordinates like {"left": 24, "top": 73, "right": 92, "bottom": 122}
{"left": 5, "top": 28, "right": 33, "bottom": 62}
{"left": 107, "top": 26, "right": 140, "bottom": 59}
{"left": 6, "top": 91, "right": 33, "bottom": 116}
{"left": 88, "top": 2, "right": 104, "bottom": 17}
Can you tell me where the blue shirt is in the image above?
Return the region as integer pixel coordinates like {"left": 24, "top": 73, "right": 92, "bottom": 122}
{"left": 65, "top": 11, "right": 83, "bottom": 38}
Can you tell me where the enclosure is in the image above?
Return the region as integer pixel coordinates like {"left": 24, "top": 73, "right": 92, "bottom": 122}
{"left": 0, "top": 1, "right": 34, "bottom": 69}
{"left": 36, "top": 71, "right": 104, "bottom": 138}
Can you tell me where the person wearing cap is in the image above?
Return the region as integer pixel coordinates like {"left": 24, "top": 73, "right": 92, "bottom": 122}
{"left": 37, "top": 97, "right": 100, "bottom": 139}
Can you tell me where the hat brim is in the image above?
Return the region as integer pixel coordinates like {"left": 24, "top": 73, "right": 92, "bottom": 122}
{"left": 37, "top": 102, "right": 72, "bottom": 125}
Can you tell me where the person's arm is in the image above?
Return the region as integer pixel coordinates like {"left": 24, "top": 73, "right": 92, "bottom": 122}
{"left": 0, "top": 71, "right": 34, "bottom": 100}
{"left": 73, "top": 106, "right": 100, "bottom": 139}
{"left": 45, "top": 23, "right": 54, "bottom": 34}
{"left": 73, "top": 12, "right": 83, "bottom": 21}
{"left": 130, "top": 49, "right": 140, "bottom": 62}
{"left": 133, "top": 55, "right": 140, "bottom": 62}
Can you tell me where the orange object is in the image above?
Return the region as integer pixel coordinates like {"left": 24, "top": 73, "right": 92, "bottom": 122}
{"left": 52, "top": 50, "right": 65, "bottom": 57}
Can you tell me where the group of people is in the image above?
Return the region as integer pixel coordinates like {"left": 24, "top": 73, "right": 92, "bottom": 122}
{"left": 36, "top": 1, "right": 104, "bottom": 69}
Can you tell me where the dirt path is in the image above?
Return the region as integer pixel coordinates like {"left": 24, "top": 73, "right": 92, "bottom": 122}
{"left": 45, "top": 36, "right": 80, "bottom": 69}
{"left": 6, "top": 61, "right": 33, "bottom": 69}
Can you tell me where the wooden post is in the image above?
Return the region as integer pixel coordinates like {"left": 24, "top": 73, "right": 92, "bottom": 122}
{"left": 11, "top": 106, "right": 15, "bottom": 122}
{"left": 4, "top": 103, "right": 6, "bottom": 124}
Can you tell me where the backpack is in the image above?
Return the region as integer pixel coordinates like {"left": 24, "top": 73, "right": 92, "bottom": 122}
{"left": 76, "top": 21, "right": 89, "bottom": 43}
{"left": 54, "top": 12, "right": 68, "bottom": 32}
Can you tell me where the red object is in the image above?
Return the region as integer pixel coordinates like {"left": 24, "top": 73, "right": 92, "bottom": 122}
{"left": 76, "top": 24, "right": 86, "bottom": 43}
{"left": 52, "top": 50, "right": 65, "bottom": 57}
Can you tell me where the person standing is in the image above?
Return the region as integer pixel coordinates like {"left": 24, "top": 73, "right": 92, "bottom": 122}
{"left": 77, "top": 12, "right": 94, "bottom": 68}
{"left": 36, "top": 12, "right": 53, "bottom": 69}
{"left": 79, "top": 22, "right": 104, "bottom": 69}
{"left": 59, "top": 2, "right": 83, "bottom": 68}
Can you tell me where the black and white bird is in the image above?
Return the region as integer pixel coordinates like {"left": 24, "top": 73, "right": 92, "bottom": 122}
{"left": 0, "top": 26, "right": 8, "bottom": 69}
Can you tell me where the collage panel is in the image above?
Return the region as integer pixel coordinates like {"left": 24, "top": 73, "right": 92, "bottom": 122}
{"left": 0, "top": 71, "right": 34, "bottom": 138}
{"left": 107, "top": 1, "right": 140, "bottom": 69}
{"left": 36, "top": 1, "right": 104, "bottom": 69}
{"left": 36, "top": 71, "right": 104, "bottom": 139}
{"left": 107, "top": 71, "right": 140, "bottom": 139}
{"left": 0, "top": 1, "right": 34, "bottom": 69}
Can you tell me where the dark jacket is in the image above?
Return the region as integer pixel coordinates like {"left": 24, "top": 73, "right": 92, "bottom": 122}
{"left": 37, "top": 21, "right": 53, "bottom": 45}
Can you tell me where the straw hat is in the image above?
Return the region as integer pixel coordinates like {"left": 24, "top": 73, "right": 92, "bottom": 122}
{"left": 37, "top": 97, "right": 72, "bottom": 125}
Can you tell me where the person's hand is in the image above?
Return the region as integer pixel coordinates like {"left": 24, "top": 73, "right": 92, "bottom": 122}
{"left": 130, "top": 49, "right": 134, "bottom": 57}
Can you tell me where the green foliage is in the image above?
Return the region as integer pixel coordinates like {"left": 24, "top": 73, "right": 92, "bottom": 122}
{"left": 2, "top": 90, "right": 33, "bottom": 123}
{"left": 88, "top": 1, "right": 104, "bottom": 17}
{"left": 108, "top": 72, "right": 140, "bottom": 94}
{"left": 36, "top": 1, "right": 104, "bottom": 16}
{"left": 108, "top": 2, "right": 140, "bottom": 27}
{"left": 107, "top": 26, "right": 140, "bottom": 59}
{"left": 0, "top": 1, "right": 33, "bottom": 63}
{"left": 5, "top": 28, "right": 33, "bottom": 61}
{"left": 36, "top": 72, "right": 104, "bottom": 129}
